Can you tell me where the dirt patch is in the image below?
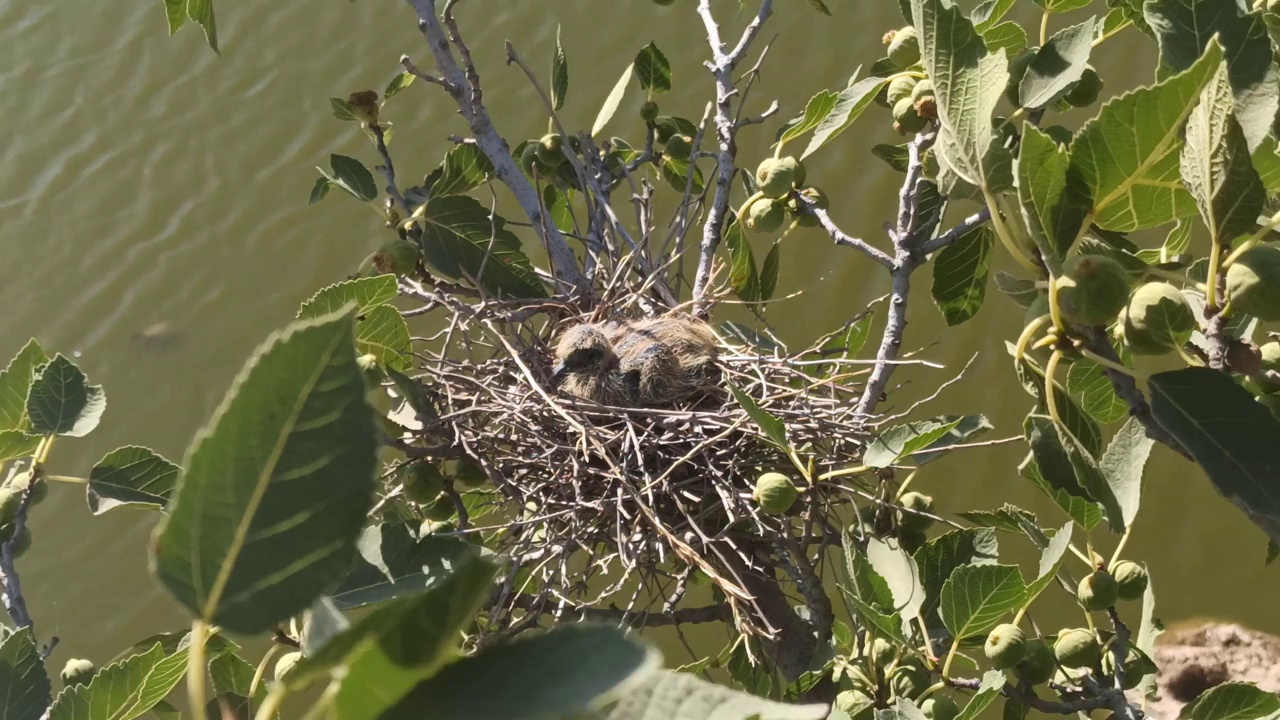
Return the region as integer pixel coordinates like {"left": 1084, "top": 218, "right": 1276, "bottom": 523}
{"left": 1132, "top": 622, "right": 1280, "bottom": 719}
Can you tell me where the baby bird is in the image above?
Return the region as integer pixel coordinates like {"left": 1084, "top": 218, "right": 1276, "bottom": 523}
{"left": 611, "top": 315, "right": 719, "bottom": 405}
{"left": 550, "top": 324, "right": 631, "bottom": 406}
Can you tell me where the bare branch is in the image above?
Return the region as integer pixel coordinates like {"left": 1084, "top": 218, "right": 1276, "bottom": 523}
{"left": 507, "top": 593, "right": 732, "bottom": 628}
{"left": 792, "top": 193, "right": 893, "bottom": 268}
{"left": 919, "top": 207, "right": 992, "bottom": 255}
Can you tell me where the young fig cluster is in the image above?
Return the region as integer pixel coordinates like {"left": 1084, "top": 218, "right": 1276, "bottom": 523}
{"left": 834, "top": 634, "right": 953, "bottom": 719}
{"left": 743, "top": 156, "right": 826, "bottom": 235}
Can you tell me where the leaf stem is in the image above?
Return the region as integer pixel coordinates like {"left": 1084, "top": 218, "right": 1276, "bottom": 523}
{"left": 818, "top": 465, "right": 869, "bottom": 481}
{"left": 1045, "top": 350, "right": 1064, "bottom": 428}
{"left": 43, "top": 475, "right": 87, "bottom": 485}
{"left": 941, "top": 637, "right": 961, "bottom": 679}
{"left": 1205, "top": 232, "right": 1224, "bottom": 310}
{"left": 187, "top": 620, "right": 210, "bottom": 719}
{"left": 248, "top": 643, "right": 284, "bottom": 703}
{"left": 1077, "top": 348, "right": 1133, "bottom": 377}
{"left": 1040, "top": 10, "right": 1050, "bottom": 46}
{"left": 253, "top": 686, "right": 289, "bottom": 720}
{"left": 1108, "top": 527, "right": 1132, "bottom": 568}
{"left": 982, "top": 187, "right": 1038, "bottom": 272}
{"left": 1015, "top": 314, "right": 1052, "bottom": 361}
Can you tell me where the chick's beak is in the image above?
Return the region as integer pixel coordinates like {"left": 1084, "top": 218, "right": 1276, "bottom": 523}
{"left": 551, "top": 361, "right": 567, "bottom": 383}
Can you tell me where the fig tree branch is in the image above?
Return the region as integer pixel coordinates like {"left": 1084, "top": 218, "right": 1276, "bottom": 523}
{"left": 405, "top": 0, "right": 586, "bottom": 293}
{"left": 692, "top": 0, "right": 774, "bottom": 316}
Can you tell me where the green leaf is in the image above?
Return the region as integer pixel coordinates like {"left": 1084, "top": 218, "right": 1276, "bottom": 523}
{"left": 0, "top": 339, "right": 47, "bottom": 431}
{"left": 1014, "top": 354, "right": 1102, "bottom": 456}
{"left": 864, "top": 418, "right": 964, "bottom": 468}
{"left": 427, "top": 144, "right": 494, "bottom": 198}
{"left": 957, "top": 504, "right": 1039, "bottom": 534}
{"left": 1137, "top": 219, "right": 1193, "bottom": 264}
{"left": 161, "top": 0, "right": 185, "bottom": 35}
{"left": 725, "top": 380, "right": 787, "bottom": 449}
{"left": 841, "top": 532, "right": 909, "bottom": 644}
{"left": 723, "top": 216, "right": 760, "bottom": 303}
{"left": 1185, "top": 683, "right": 1280, "bottom": 720}
{"left": 332, "top": 523, "right": 477, "bottom": 610}
{"left": 1149, "top": 367, "right": 1280, "bottom": 545}
{"left": 868, "top": 536, "right": 924, "bottom": 623}
{"left": 301, "top": 596, "right": 349, "bottom": 657}
{"left": 592, "top": 63, "right": 634, "bottom": 137}
{"left": 1021, "top": 454, "right": 1105, "bottom": 531}
{"left": 872, "top": 143, "right": 910, "bottom": 173}
{"left": 324, "top": 154, "right": 378, "bottom": 202}
{"left": 993, "top": 271, "right": 1039, "bottom": 308}
{"left": 1068, "top": 39, "right": 1223, "bottom": 231}
{"left": 416, "top": 195, "right": 548, "bottom": 299}
{"left": 801, "top": 75, "right": 890, "bottom": 160}
{"left": 634, "top": 43, "right": 671, "bottom": 94}
{"left": 49, "top": 642, "right": 190, "bottom": 720}
{"left": 354, "top": 305, "right": 412, "bottom": 373}
{"left": 910, "top": 413, "right": 994, "bottom": 464}
{"left": 86, "top": 446, "right": 180, "bottom": 514}
{"left": 606, "top": 669, "right": 828, "bottom": 720}
{"left": 1180, "top": 60, "right": 1265, "bottom": 243}
{"left": 1066, "top": 359, "right": 1128, "bottom": 424}
{"left": 759, "top": 242, "right": 781, "bottom": 303}
{"left": 972, "top": 0, "right": 1015, "bottom": 32}
{"left": 309, "top": 177, "right": 333, "bottom": 205}
{"left": 955, "top": 671, "right": 1007, "bottom": 720}
{"left": 1100, "top": 417, "right": 1154, "bottom": 528}
{"left": 1018, "top": 123, "right": 1090, "bottom": 263}
{"left": 725, "top": 642, "right": 772, "bottom": 699}
{"left": 1018, "top": 19, "right": 1095, "bottom": 109}
{"left": 843, "top": 311, "right": 876, "bottom": 359}
{"left": 383, "top": 72, "right": 415, "bottom": 101}
{"left": 0, "top": 431, "right": 40, "bottom": 463}
{"left": 911, "top": 0, "right": 1008, "bottom": 188}
{"left": 1021, "top": 522, "right": 1072, "bottom": 606}
{"left": 931, "top": 224, "right": 993, "bottom": 326}
{"left": 379, "top": 626, "right": 660, "bottom": 720}
{"left": 185, "top": 0, "right": 217, "bottom": 52}
{"left": 982, "top": 21, "right": 1027, "bottom": 55}
{"left": 1029, "top": 412, "right": 1126, "bottom": 532}
{"left": 1252, "top": 136, "right": 1280, "bottom": 194}
{"left": 939, "top": 564, "right": 1026, "bottom": 640}
{"left": 151, "top": 309, "right": 379, "bottom": 633}
{"left": 659, "top": 155, "right": 705, "bottom": 195}
{"left": 26, "top": 354, "right": 105, "bottom": 438}
{"left": 298, "top": 275, "right": 398, "bottom": 319}
{"left": 551, "top": 25, "right": 569, "bottom": 110}
{"left": 912, "top": 529, "right": 999, "bottom": 620}
{"left": 778, "top": 90, "right": 840, "bottom": 148}
{"left": 1145, "top": 0, "right": 1278, "bottom": 152}
{"left": 0, "top": 629, "right": 50, "bottom": 720}
{"left": 330, "top": 98, "right": 356, "bottom": 122}
{"left": 1035, "top": 0, "right": 1090, "bottom": 11}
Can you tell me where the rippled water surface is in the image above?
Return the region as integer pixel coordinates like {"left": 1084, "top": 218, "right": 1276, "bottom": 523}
{"left": 1, "top": 0, "right": 1276, "bottom": 665}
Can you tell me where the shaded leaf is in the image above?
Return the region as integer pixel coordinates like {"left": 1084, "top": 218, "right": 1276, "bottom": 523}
{"left": 759, "top": 242, "right": 781, "bottom": 303}
{"left": 939, "top": 564, "right": 1026, "bottom": 640}
{"left": 1018, "top": 124, "right": 1090, "bottom": 262}
{"left": 26, "top": 354, "right": 105, "bottom": 438}
{"left": 913, "top": 529, "right": 999, "bottom": 619}
{"left": 956, "top": 671, "right": 1007, "bottom": 720}
{"left": 801, "top": 75, "right": 890, "bottom": 160}
{"left": 383, "top": 72, "right": 415, "bottom": 101}
{"left": 332, "top": 523, "right": 477, "bottom": 610}
{"left": 724, "top": 216, "right": 760, "bottom": 303}
{"left": 0, "top": 629, "right": 50, "bottom": 720}
{"left": 872, "top": 144, "right": 910, "bottom": 173}
{"left": 185, "top": 0, "right": 217, "bottom": 52}
{"left": 778, "top": 90, "right": 840, "bottom": 148}
{"left": 1021, "top": 453, "right": 1105, "bottom": 531}
{"left": 864, "top": 418, "right": 963, "bottom": 468}
{"left": 911, "top": 414, "right": 994, "bottom": 464}
{"left": 0, "top": 339, "right": 47, "bottom": 431}
{"left": 993, "top": 271, "right": 1039, "bottom": 308}
{"left": 49, "top": 642, "right": 189, "bottom": 720}
{"left": 152, "top": 309, "right": 379, "bottom": 633}
{"left": 725, "top": 380, "right": 786, "bottom": 449}
{"left": 551, "top": 25, "right": 568, "bottom": 111}
{"left": 355, "top": 305, "right": 412, "bottom": 373}
{"left": 1067, "top": 40, "right": 1222, "bottom": 231}
{"left": 1014, "top": 354, "right": 1102, "bottom": 456}
{"left": 309, "top": 177, "right": 333, "bottom": 205}
{"left": 1149, "top": 367, "right": 1280, "bottom": 545}
{"left": 1021, "top": 522, "right": 1072, "bottom": 605}
{"left": 325, "top": 154, "right": 378, "bottom": 202}
{"left": 301, "top": 596, "right": 349, "bottom": 657}
{"left": 416, "top": 195, "right": 548, "bottom": 299}
{"left": 957, "top": 504, "right": 1039, "bottom": 534}
{"left": 426, "top": 144, "right": 494, "bottom": 198}
{"left": 842, "top": 532, "right": 909, "bottom": 644}
{"left": 0, "top": 431, "right": 40, "bottom": 463}
{"left": 330, "top": 98, "right": 356, "bottom": 122}
{"left": 86, "top": 446, "right": 180, "bottom": 514}
{"left": 931, "top": 225, "right": 993, "bottom": 325}
{"left": 609, "top": 668, "right": 828, "bottom": 720}
{"left": 1066, "top": 359, "right": 1128, "bottom": 424}
{"left": 1100, "top": 417, "right": 1154, "bottom": 528}
{"left": 1184, "top": 683, "right": 1280, "bottom": 720}
{"left": 298, "top": 276, "right": 397, "bottom": 319}
{"left": 1018, "top": 20, "right": 1095, "bottom": 110}
{"left": 634, "top": 43, "right": 671, "bottom": 94}
{"left": 593, "top": 63, "right": 634, "bottom": 137}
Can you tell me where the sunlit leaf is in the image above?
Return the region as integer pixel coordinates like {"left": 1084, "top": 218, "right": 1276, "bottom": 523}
{"left": 298, "top": 276, "right": 398, "bottom": 319}
{"left": 1100, "top": 417, "right": 1154, "bottom": 528}
{"left": 86, "top": 446, "right": 180, "bottom": 514}
{"left": 931, "top": 225, "right": 993, "bottom": 326}
{"left": 864, "top": 418, "right": 963, "bottom": 468}
{"left": 801, "top": 75, "right": 889, "bottom": 160}
{"left": 551, "top": 25, "right": 569, "bottom": 110}
{"left": 593, "top": 63, "right": 634, "bottom": 137}
{"left": 633, "top": 43, "right": 671, "bottom": 94}
{"left": 0, "top": 339, "right": 47, "bottom": 432}
{"left": 26, "top": 354, "right": 105, "bottom": 438}
{"left": 49, "top": 642, "right": 190, "bottom": 720}
{"left": 416, "top": 195, "right": 548, "bottom": 299}
{"left": 940, "top": 564, "right": 1025, "bottom": 640}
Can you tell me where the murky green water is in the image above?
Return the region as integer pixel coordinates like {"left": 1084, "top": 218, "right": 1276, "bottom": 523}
{"left": 1, "top": 0, "right": 1276, "bottom": 671}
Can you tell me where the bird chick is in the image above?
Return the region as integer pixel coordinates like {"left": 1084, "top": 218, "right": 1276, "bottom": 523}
{"left": 551, "top": 324, "right": 630, "bottom": 406}
{"left": 612, "top": 315, "right": 719, "bottom": 405}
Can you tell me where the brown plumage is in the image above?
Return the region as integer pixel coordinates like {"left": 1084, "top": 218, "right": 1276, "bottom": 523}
{"left": 550, "top": 324, "right": 630, "bottom": 406}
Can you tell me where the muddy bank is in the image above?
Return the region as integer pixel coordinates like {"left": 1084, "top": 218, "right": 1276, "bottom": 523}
{"left": 1133, "top": 622, "right": 1280, "bottom": 718}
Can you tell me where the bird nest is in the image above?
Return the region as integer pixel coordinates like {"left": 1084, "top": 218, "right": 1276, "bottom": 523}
{"left": 389, "top": 284, "right": 874, "bottom": 641}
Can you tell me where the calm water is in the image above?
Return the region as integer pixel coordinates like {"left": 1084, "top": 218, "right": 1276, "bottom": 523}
{"left": 1, "top": 0, "right": 1276, "bottom": 671}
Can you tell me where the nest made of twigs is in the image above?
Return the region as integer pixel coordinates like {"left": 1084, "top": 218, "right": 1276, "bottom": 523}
{"left": 390, "top": 286, "right": 875, "bottom": 641}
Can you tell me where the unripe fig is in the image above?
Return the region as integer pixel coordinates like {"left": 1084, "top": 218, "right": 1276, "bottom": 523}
{"left": 887, "top": 26, "right": 921, "bottom": 67}
{"left": 834, "top": 689, "right": 875, "bottom": 720}
{"left": 911, "top": 79, "right": 935, "bottom": 103}
{"left": 274, "top": 651, "right": 302, "bottom": 684}
{"left": 1024, "top": 294, "right": 1051, "bottom": 326}
{"left": 1054, "top": 628, "right": 1101, "bottom": 669}
{"left": 0, "top": 488, "right": 20, "bottom": 525}
{"left": 1077, "top": 568, "right": 1119, "bottom": 610}
{"left": 1055, "top": 254, "right": 1131, "bottom": 326}
{"left": 665, "top": 134, "right": 692, "bottom": 161}
{"left": 1111, "top": 560, "right": 1149, "bottom": 601}
{"left": 640, "top": 100, "right": 660, "bottom": 123}
{"left": 401, "top": 463, "right": 445, "bottom": 504}
{"left": 424, "top": 496, "right": 456, "bottom": 521}
{"left": 984, "top": 623, "right": 1027, "bottom": 669}
{"left": 535, "top": 134, "right": 565, "bottom": 167}
{"left": 1227, "top": 246, "right": 1280, "bottom": 320}
{"left": 372, "top": 238, "right": 420, "bottom": 276}
{"left": 752, "top": 472, "right": 798, "bottom": 515}
{"left": 790, "top": 186, "right": 828, "bottom": 228}
{"left": 887, "top": 76, "right": 919, "bottom": 105}
{"left": 655, "top": 118, "right": 678, "bottom": 144}
{"left": 893, "top": 97, "right": 927, "bottom": 135}
{"left": 793, "top": 159, "right": 807, "bottom": 187}
{"left": 1005, "top": 49, "right": 1035, "bottom": 107}
{"left": 1254, "top": 342, "right": 1280, "bottom": 393}
{"left": 897, "top": 491, "right": 935, "bottom": 531}
{"left": 755, "top": 157, "right": 801, "bottom": 198}
{"left": 1102, "top": 647, "right": 1156, "bottom": 690}
{"left": 1123, "top": 282, "right": 1195, "bottom": 354}
{"left": 865, "top": 636, "right": 895, "bottom": 667}
{"left": 348, "top": 90, "right": 380, "bottom": 125}
{"left": 519, "top": 143, "right": 540, "bottom": 176}
{"left": 1016, "top": 639, "right": 1055, "bottom": 685}
{"left": 61, "top": 658, "right": 95, "bottom": 687}
{"left": 1064, "top": 67, "right": 1103, "bottom": 108}
{"left": 745, "top": 197, "right": 786, "bottom": 234}
{"left": 922, "top": 695, "right": 960, "bottom": 720}
{"left": 454, "top": 457, "right": 488, "bottom": 489}
{"left": 914, "top": 96, "right": 938, "bottom": 121}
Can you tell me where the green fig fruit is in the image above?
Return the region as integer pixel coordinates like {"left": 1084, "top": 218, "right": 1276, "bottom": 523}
{"left": 519, "top": 142, "right": 540, "bottom": 177}
{"left": 890, "top": 664, "right": 929, "bottom": 700}
{"left": 752, "top": 472, "right": 798, "bottom": 515}
{"left": 1077, "top": 568, "right": 1119, "bottom": 610}
{"left": 1227, "top": 246, "right": 1280, "bottom": 320}
{"left": 834, "top": 689, "right": 876, "bottom": 720}
{"left": 897, "top": 491, "right": 935, "bottom": 531}
{"left": 61, "top": 657, "right": 95, "bottom": 687}
{"left": 640, "top": 100, "right": 660, "bottom": 123}
{"left": 1054, "top": 628, "right": 1101, "bottom": 669}
{"left": 454, "top": 457, "right": 488, "bottom": 489}
{"left": 274, "top": 651, "right": 302, "bottom": 684}
{"left": 887, "top": 26, "right": 921, "bottom": 67}
{"left": 1055, "top": 254, "right": 1131, "bottom": 326}
{"left": 922, "top": 695, "right": 960, "bottom": 720}
{"left": 1122, "top": 282, "right": 1195, "bottom": 354}
{"left": 745, "top": 197, "right": 786, "bottom": 234}
{"left": 793, "top": 159, "right": 807, "bottom": 187}
{"left": 535, "top": 134, "right": 565, "bottom": 167}
{"left": 665, "top": 134, "right": 692, "bottom": 161}
{"left": 1111, "top": 560, "right": 1149, "bottom": 601}
{"left": 755, "top": 157, "right": 800, "bottom": 198}
{"left": 1016, "top": 639, "right": 1055, "bottom": 685}
{"left": 893, "top": 97, "right": 927, "bottom": 135}
{"left": 1254, "top": 342, "right": 1280, "bottom": 393}
{"left": 401, "top": 463, "right": 445, "bottom": 504}
{"left": 1101, "top": 647, "right": 1157, "bottom": 690}
{"left": 1064, "top": 67, "right": 1103, "bottom": 108}
{"left": 791, "top": 186, "right": 828, "bottom": 228}
{"left": 887, "top": 76, "right": 919, "bottom": 105}
{"left": 372, "top": 238, "right": 421, "bottom": 276}
{"left": 1043, "top": 125, "right": 1074, "bottom": 147}
{"left": 984, "top": 623, "right": 1027, "bottom": 669}
{"left": 1024, "top": 294, "right": 1051, "bottom": 327}
{"left": 911, "top": 79, "right": 935, "bottom": 103}
{"left": 0, "top": 487, "right": 21, "bottom": 525}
